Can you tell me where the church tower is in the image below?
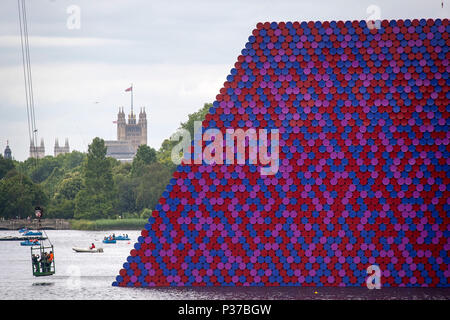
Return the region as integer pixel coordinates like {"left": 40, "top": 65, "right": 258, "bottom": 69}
{"left": 30, "top": 138, "right": 45, "bottom": 159}
{"left": 117, "top": 107, "right": 126, "bottom": 141}
{"left": 54, "top": 138, "right": 59, "bottom": 156}
{"left": 54, "top": 138, "right": 70, "bottom": 156}
{"left": 4, "top": 140, "right": 12, "bottom": 160}
{"left": 105, "top": 86, "right": 149, "bottom": 162}
{"left": 138, "top": 107, "right": 147, "bottom": 147}
{"left": 64, "top": 138, "right": 70, "bottom": 153}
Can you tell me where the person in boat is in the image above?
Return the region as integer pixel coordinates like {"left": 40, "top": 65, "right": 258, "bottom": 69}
{"left": 32, "top": 254, "right": 40, "bottom": 272}
{"left": 90, "top": 243, "right": 95, "bottom": 250}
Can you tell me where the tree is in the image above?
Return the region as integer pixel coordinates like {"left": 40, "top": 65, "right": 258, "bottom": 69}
{"left": 83, "top": 137, "right": 113, "bottom": 192}
{"left": 57, "top": 172, "right": 83, "bottom": 200}
{"left": 47, "top": 172, "right": 83, "bottom": 219}
{"left": 41, "top": 167, "right": 65, "bottom": 197}
{"left": 131, "top": 145, "right": 157, "bottom": 176}
{"left": 135, "top": 145, "right": 157, "bottom": 164}
{"left": 135, "top": 162, "right": 173, "bottom": 212}
{"left": 74, "top": 137, "right": 117, "bottom": 219}
{"left": 60, "top": 151, "right": 86, "bottom": 170}
{"left": 0, "top": 170, "right": 48, "bottom": 219}
{"left": 30, "top": 156, "right": 60, "bottom": 183}
{"left": 115, "top": 173, "right": 138, "bottom": 214}
{"left": 0, "top": 155, "right": 15, "bottom": 179}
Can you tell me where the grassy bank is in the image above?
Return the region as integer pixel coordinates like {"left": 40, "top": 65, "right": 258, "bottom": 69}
{"left": 69, "top": 218, "right": 148, "bottom": 230}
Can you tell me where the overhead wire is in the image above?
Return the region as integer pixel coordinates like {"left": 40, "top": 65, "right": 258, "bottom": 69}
{"left": 17, "top": 0, "right": 51, "bottom": 247}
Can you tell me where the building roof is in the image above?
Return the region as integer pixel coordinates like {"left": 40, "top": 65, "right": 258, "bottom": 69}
{"left": 105, "top": 140, "right": 135, "bottom": 162}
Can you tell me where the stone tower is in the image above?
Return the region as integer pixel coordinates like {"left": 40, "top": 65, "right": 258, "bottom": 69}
{"left": 3, "top": 140, "right": 12, "bottom": 160}
{"left": 117, "top": 107, "right": 126, "bottom": 141}
{"left": 138, "top": 107, "right": 147, "bottom": 147}
{"left": 115, "top": 106, "right": 147, "bottom": 152}
{"left": 30, "top": 138, "right": 45, "bottom": 159}
{"left": 54, "top": 138, "right": 70, "bottom": 156}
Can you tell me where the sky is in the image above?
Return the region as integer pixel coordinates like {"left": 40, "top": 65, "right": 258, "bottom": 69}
{"left": 0, "top": 0, "right": 448, "bottom": 161}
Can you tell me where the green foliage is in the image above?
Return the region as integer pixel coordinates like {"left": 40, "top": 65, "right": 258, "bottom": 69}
{"left": 140, "top": 208, "right": 152, "bottom": 219}
{"left": 131, "top": 145, "right": 157, "bottom": 176}
{"left": 30, "top": 156, "right": 60, "bottom": 183}
{"left": 83, "top": 137, "right": 114, "bottom": 192}
{"left": 156, "top": 138, "right": 178, "bottom": 170}
{"left": 114, "top": 173, "right": 138, "bottom": 214}
{"left": 69, "top": 219, "right": 96, "bottom": 230}
{"left": 46, "top": 172, "right": 83, "bottom": 219}
{"left": 135, "top": 145, "right": 157, "bottom": 164}
{"left": 60, "top": 150, "right": 85, "bottom": 169}
{"left": 135, "top": 162, "right": 173, "bottom": 212}
{"left": 70, "top": 218, "right": 148, "bottom": 230}
{"left": 0, "top": 170, "right": 48, "bottom": 218}
{"left": 55, "top": 172, "right": 83, "bottom": 201}
{"left": 0, "top": 155, "right": 15, "bottom": 179}
{"left": 46, "top": 198, "right": 75, "bottom": 219}
{"left": 41, "top": 167, "right": 65, "bottom": 197}
{"left": 74, "top": 137, "right": 117, "bottom": 219}
{"left": 112, "top": 161, "right": 132, "bottom": 176}
{"left": 74, "top": 190, "right": 116, "bottom": 219}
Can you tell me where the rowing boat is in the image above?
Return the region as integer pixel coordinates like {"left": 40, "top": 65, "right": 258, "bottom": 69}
{"left": 72, "top": 247, "right": 104, "bottom": 253}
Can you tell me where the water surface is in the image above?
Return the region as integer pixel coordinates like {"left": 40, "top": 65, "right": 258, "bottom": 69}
{"left": 1, "top": 230, "right": 448, "bottom": 300}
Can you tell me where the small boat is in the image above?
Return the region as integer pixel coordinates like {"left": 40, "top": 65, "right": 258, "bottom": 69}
{"left": 24, "top": 231, "right": 42, "bottom": 236}
{"left": 19, "top": 228, "right": 28, "bottom": 233}
{"left": 72, "top": 247, "right": 104, "bottom": 253}
{"left": 115, "top": 235, "right": 130, "bottom": 241}
{"left": 103, "top": 238, "right": 116, "bottom": 244}
{"left": 21, "top": 239, "right": 40, "bottom": 246}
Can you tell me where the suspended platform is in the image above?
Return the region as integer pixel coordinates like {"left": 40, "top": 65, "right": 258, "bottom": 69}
{"left": 31, "top": 244, "right": 55, "bottom": 277}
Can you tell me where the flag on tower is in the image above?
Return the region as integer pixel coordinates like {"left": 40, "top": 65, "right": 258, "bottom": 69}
{"left": 125, "top": 84, "right": 134, "bottom": 113}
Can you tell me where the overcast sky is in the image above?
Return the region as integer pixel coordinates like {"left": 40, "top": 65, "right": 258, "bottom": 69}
{"left": 0, "top": 0, "right": 448, "bottom": 160}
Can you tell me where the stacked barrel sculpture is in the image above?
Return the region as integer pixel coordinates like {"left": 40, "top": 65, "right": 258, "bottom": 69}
{"left": 114, "top": 19, "right": 449, "bottom": 287}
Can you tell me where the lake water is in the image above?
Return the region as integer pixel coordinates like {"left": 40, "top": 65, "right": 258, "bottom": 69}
{"left": 0, "top": 230, "right": 448, "bottom": 300}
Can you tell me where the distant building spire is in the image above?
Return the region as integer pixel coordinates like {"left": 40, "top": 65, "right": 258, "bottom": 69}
{"left": 30, "top": 138, "right": 45, "bottom": 159}
{"left": 4, "top": 140, "right": 12, "bottom": 160}
{"left": 54, "top": 138, "right": 70, "bottom": 156}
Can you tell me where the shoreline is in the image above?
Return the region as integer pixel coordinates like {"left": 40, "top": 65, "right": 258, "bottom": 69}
{"left": 0, "top": 218, "right": 148, "bottom": 231}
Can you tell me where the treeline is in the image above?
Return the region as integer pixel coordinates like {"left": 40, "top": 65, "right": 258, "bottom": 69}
{"left": 0, "top": 103, "right": 211, "bottom": 220}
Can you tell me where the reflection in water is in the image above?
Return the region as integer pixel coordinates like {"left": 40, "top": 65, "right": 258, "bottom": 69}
{"left": 32, "top": 282, "right": 55, "bottom": 287}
